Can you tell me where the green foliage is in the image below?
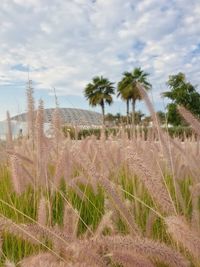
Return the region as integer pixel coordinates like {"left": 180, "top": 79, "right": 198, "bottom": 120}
{"left": 0, "top": 168, "right": 41, "bottom": 265}
{"left": 62, "top": 126, "right": 151, "bottom": 140}
{"left": 117, "top": 67, "right": 151, "bottom": 125}
{"left": 84, "top": 76, "right": 115, "bottom": 122}
{"left": 68, "top": 185, "right": 104, "bottom": 234}
{"left": 63, "top": 125, "right": 195, "bottom": 141}
{"left": 117, "top": 68, "right": 151, "bottom": 102}
{"left": 156, "top": 111, "right": 167, "bottom": 125}
{"left": 163, "top": 72, "right": 200, "bottom": 126}
{"left": 167, "top": 103, "right": 184, "bottom": 126}
{"left": 167, "top": 125, "right": 194, "bottom": 139}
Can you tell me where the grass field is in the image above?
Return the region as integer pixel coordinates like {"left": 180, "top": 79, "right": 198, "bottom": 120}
{"left": 0, "top": 89, "right": 200, "bottom": 266}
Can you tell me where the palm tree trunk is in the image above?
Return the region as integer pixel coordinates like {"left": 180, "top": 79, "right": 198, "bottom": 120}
{"left": 131, "top": 99, "right": 136, "bottom": 138}
{"left": 101, "top": 101, "right": 105, "bottom": 125}
{"left": 126, "top": 99, "right": 129, "bottom": 125}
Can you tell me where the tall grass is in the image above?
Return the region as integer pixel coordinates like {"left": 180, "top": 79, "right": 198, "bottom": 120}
{"left": 0, "top": 84, "right": 199, "bottom": 266}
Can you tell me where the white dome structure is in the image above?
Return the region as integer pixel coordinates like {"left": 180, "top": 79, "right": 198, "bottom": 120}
{"left": 0, "top": 108, "right": 103, "bottom": 140}
{"left": 11, "top": 108, "right": 103, "bottom": 126}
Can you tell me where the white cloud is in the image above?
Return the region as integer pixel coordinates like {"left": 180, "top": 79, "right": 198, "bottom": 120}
{"left": 0, "top": 0, "right": 200, "bottom": 104}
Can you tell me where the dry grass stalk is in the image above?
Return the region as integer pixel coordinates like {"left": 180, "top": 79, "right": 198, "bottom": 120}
{"left": 94, "top": 211, "right": 114, "bottom": 238}
{"left": 0, "top": 216, "right": 41, "bottom": 245}
{"left": 10, "top": 154, "right": 23, "bottom": 194}
{"left": 35, "top": 99, "right": 46, "bottom": 183}
{"left": 111, "top": 250, "right": 155, "bottom": 267}
{"left": 190, "top": 183, "right": 200, "bottom": 232}
{"left": 99, "top": 236, "right": 189, "bottom": 267}
{"left": 72, "top": 145, "right": 140, "bottom": 235}
{"left": 165, "top": 216, "right": 200, "bottom": 261}
{"left": 126, "top": 148, "right": 175, "bottom": 214}
{"left": 51, "top": 106, "right": 63, "bottom": 153}
{"left": 178, "top": 105, "right": 200, "bottom": 136}
{"left": 137, "top": 83, "right": 172, "bottom": 163}
{"left": 63, "top": 203, "right": 78, "bottom": 241}
{"left": 26, "top": 80, "right": 35, "bottom": 144}
{"left": 6, "top": 111, "right": 13, "bottom": 150}
{"left": 145, "top": 210, "right": 157, "bottom": 238}
{"left": 53, "top": 146, "right": 67, "bottom": 187}
{"left": 38, "top": 197, "right": 47, "bottom": 226}
{"left": 7, "top": 149, "right": 34, "bottom": 165}
{"left": 4, "top": 260, "right": 16, "bottom": 267}
{"left": 20, "top": 253, "right": 67, "bottom": 267}
{"left": 99, "top": 175, "right": 140, "bottom": 236}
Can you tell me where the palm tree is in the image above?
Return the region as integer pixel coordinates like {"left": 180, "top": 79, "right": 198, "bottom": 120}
{"left": 117, "top": 79, "right": 131, "bottom": 124}
{"left": 117, "top": 67, "right": 151, "bottom": 127}
{"left": 84, "top": 76, "right": 115, "bottom": 125}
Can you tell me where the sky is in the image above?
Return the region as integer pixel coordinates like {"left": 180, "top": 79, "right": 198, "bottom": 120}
{"left": 0, "top": 0, "right": 200, "bottom": 120}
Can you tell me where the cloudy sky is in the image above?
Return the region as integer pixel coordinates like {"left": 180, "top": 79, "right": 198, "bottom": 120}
{"left": 0, "top": 0, "right": 200, "bottom": 119}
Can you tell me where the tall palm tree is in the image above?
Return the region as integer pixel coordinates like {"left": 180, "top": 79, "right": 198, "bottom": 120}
{"left": 117, "top": 77, "right": 131, "bottom": 124}
{"left": 84, "top": 76, "right": 115, "bottom": 125}
{"left": 117, "top": 67, "right": 151, "bottom": 127}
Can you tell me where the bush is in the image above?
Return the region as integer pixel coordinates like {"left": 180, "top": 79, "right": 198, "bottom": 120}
{"left": 166, "top": 126, "right": 194, "bottom": 140}
{"left": 63, "top": 125, "right": 195, "bottom": 141}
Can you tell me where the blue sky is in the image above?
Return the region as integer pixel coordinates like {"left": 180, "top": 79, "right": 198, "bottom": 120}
{"left": 0, "top": 0, "right": 200, "bottom": 120}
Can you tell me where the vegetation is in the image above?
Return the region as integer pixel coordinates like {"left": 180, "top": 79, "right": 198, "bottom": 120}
{"left": 117, "top": 67, "right": 151, "bottom": 127}
{"left": 84, "top": 76, "right": 115, "bottom": 124}
{"left": 163, "top": 72, "right": 200, "bottom": 126}
{"left": 83, "top": 71, "right": 200, "bottom": 129}
{"left": 0, "top": 83, "right": 200, "bottom": 266}
{"left": 104, "top": 111, "right": 145, "bottom": 126}
{"left": 63, "top": 125, "right": 195, "bottom": 140}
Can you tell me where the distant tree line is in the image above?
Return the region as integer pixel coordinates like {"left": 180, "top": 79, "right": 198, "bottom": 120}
{"left": 84, "top": 68, "right": 200, "bottom": 127}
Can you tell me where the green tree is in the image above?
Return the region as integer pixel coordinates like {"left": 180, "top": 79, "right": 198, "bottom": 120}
{"left": 156, "top": 111, "right": 166, "bottom": 125}
{"left": 163, "top": 72, "right": 200, "bottom": 126}
{"left": 117, "top": 67, "right": 151, "bottom": 126}
{"left": 134, "top": 110, "right": 145, "bottom": 125}
{"left": 117, "top": 82, "right": 131, "bottom": 124}
{"left": 166, "top": 103, "right": 184, "bottom": 126}
{"left": 84, "top": 76, "right": 115, "bottom": 124}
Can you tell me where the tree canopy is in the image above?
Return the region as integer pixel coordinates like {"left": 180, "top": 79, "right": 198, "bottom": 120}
{"left": 117, "top": 67, "right": 151, "bottom": 126}
{"left": 163, "top": 72, "right": 200, "bottom": 126}
{"left": 84, "top": 76, "right": 115, "bottom": 124}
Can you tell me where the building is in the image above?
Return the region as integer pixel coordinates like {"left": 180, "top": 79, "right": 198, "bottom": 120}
{"left": 0, "top": 108, "right": 103, "bottom": 139}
